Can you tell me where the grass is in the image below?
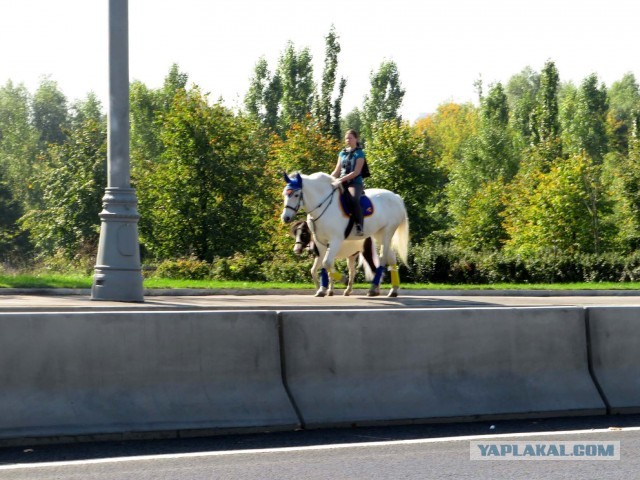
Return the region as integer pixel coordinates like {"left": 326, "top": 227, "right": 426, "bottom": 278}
{"left": 1, "top": 273, "right": 640, "bottom": 291}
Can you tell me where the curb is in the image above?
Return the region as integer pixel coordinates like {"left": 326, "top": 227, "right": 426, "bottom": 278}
{"left": 0, "top": 288, "right": 640, "bottom": 297}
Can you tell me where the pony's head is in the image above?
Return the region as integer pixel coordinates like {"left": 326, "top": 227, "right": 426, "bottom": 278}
{"left": 281, "top": 172, "right": 303, "bottom": 224}
{"left": 290, "top": 220, "right": 312, "bottom": 255}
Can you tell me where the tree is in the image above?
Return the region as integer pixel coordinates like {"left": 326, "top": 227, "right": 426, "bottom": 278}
{"left": 607, "top": 73, "right": 640, "bottom": 153}
{"left": 602, "top": 113, "right": 640, "bottom": 252}
{"left": 361, "top": 61, "right": 405, "bottom": 142}
{"left": 366, "top": 121, "right": 444, "bottom": 242}
{"left": 130, "top": 64, "right": 189, "bottom": 198}
{"left": 244, "top": 57, "right": 282, "bottom": 132}
{"left": 530, "top": 60, "right": 561, "bottom": 162}
{"left": 446, "top": 83, "right": 517, "bottom": 250}
{"left": 0, "top": 80, "right": 39, "bottom": 209}
{"left": 32, "top": 76, "right": 69, "bottom": 149}
{"left": 19, "top": 95, "right": 107, "bottom": 258}
{"left": 561, "top": 74, "right": 609, "bottom": 163}
{"left": 313, "top": 26, "right": 346, "bottom": 139}
{"left": 505, "top": 66, "right": 540, "bottom": 143}
{"left": 277, "top": 42, "right": 315, "bottom": 132}
{"left": 0, "top": 166, "right": 29, "bottom": 263}
{"left": 137, "top": 87, "right": 267, "bottom": 261}
{"left": 414, "top": 102, "right": 479, "bottom": 173}
{"left": 342, "top": 107, "right": 363, "bottom": 139}
{"left": 503, "top": 152, "right": 610, "bottom": 257}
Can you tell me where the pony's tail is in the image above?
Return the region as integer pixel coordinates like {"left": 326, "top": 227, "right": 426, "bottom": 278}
{"left": 392, "top": 215, "right": 410, "bottom": 265}
{"left": 359, "top": 237, "right": 378, "bottom": 281}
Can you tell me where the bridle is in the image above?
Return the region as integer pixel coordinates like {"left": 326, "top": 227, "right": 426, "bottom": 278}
{"left": 285, "top": 185, "right": 338, "bottom": 222}
{"left": 284, "top": 188, "right": 304, "bottom": 216}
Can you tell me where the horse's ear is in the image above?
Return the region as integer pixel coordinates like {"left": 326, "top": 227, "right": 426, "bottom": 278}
{"left": 295, "top": 172, "right": 302, "bottom": 186}
{"left": 283, "top": 172, "right": 291, "bottom": 184}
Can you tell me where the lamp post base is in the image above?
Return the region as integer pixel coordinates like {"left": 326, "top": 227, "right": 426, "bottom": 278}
{"left": 92, "top": 267, "right": 144, "bottom": 302}
{"left": 91, "top": 187, "right": 144, "bottom": 302}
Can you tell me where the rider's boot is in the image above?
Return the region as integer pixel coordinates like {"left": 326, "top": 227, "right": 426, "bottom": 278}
{"left": 353, "top": 199, "right": 364, "bottom": 236}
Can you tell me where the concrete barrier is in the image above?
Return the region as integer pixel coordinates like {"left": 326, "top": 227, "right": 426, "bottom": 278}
{"left": 588, "top": 306, "right": 640, "bottom": 414}
{"left": 281, "top": 307, "right": 605, "bottom": 427}
{"left": 0, "top": 310, "right": 299, "bottom": 440}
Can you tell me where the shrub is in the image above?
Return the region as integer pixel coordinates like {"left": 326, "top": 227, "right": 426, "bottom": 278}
{"left": 155, "top": 257, "right": 211, "bottom": 280}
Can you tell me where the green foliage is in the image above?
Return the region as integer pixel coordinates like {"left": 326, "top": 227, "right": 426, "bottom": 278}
{"left": 155, "top": 256, "right": 212, "bottom": 280}
{"left": 342, "top": 108, "right": 363, "bottom": 138}
{"left": 506, "top": 66, "right": 540, "bottom": 142}
{"left": 361, "top": 61, "right": 406, "bottom": 142}
{"left": 32, "top": 77, "right": 69, "bottom": 148}
{"left": 313, "top": 26, "right": 346, "bottom": 140}
{"left": 408, "top": 241, "right": 640, "bottom": 284}
{"left": 531, "top": 60, "right": 561, "bottom": 161}
{"left": 19, "top": 103, "right": 107, "bottom": 258}
{"left": 278, "top": 42, "right": 315, "bottom": 131}
{"left": 561, "top": 74, "right": 609, "bottom": 163}
{"left": 607, "top": 73, "right": 640, "bottom": 153}
{"left": 136, "top": 87, "right": 268, "bottom": 262}
{"left": 366, "top": 120, "right": 444, "bottom": 242}
{"left": 452, "top": 179, "right": 508, "bottom": 252}
{"left": 0, "top": 80, "right": 39, "bottom": 209}
{"left": 503, "top": 152, "right": 609, "bottom": 257}
{"left": 0, "top": 169, "right": 29, "bottom": 264}
{"left": 3, "top": 50, "right": 640, "bottom": 286}
{"left": 446, "top": 83, "right": 517, "bottom": 250}
{"left": 244, "top": 57, "right": 282, "bottom": 132}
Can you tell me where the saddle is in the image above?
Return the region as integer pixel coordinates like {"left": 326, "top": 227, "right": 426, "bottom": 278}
{"left": 339, "top": 192, "right": 374, "bottom": 218}
{"left": 339, "top": 190, "right": 374, "bottom": 238}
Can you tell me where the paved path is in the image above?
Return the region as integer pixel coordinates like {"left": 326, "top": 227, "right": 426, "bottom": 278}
{"left": 1, "top": 289, "right": 640, "bottom": 311}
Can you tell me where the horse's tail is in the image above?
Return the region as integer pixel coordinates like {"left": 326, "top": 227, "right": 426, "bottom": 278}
{"left": 392, "top": 214, "right": 410, "bottom": 265}
{"left": 359, "top": 237, "right": 378, "bottom": 281}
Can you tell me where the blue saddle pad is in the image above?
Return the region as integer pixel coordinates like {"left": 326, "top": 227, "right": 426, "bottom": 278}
{"left": 339, "top": 193, "right": 374, "bottom": 218}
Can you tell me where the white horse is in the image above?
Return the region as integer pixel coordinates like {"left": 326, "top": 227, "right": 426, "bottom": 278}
{"left": 289, "top": 220, "right": 377, "bottom": 296}
{"left": 281, "top": 172, "right": 409, "bottom": 297}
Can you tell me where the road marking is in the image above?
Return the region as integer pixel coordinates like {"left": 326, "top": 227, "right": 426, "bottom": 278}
{"left": 2, "top": 426, "right": 638, "bottom": 470}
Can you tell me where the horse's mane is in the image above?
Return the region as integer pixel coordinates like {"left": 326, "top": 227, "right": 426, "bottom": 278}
{"left": 307, "top": 172, "right": 333, "bottom": 183}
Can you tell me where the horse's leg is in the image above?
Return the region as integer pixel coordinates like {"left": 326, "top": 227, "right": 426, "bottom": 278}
{"left": 368, "top": 230, "right": 394, "bottom": 297}
{"left": 327, "top": 270, "right": 335, "bottom": 296}
{"left": 310, "top": 256, "right": 320, "bottom": 290}
{"left": 386, "top": 248, "right": 400, "bottom": 297}
{"left": 317, "top": 238, "right": 342, "bottom": 298}
{"left": 314, "top": 244, "right": 329, "bottom": 297}
{"left": 344, "top": 254, "right": 357, "bottom": 296}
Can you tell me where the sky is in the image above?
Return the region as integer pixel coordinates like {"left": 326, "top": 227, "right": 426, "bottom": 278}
{"left": 1, "top": 0, "right": 639, "bottom": 122}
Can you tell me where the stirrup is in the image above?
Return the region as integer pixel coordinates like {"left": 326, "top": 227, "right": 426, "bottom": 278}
{"left": 355, "top": 224, "right": 364, "bottom": 236}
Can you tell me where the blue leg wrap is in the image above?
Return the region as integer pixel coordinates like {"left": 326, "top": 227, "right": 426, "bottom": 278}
{"left": 321, "top": 268, "right": 329, "bottom": 288}
{"left": 373, "top": 266, "right": 385, "bottom": 286}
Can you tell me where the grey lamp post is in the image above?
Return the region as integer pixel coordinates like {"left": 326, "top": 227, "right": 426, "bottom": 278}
{"left": 91, "top": 0, "right": 144, "bottom": 302}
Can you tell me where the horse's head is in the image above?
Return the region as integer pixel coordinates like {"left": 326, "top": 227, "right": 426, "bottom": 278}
{"left": 281, "top": 172, "right": 303, "bottom": 224}
{"left": 290, "top": 220, "right": 312, "bottom": 255}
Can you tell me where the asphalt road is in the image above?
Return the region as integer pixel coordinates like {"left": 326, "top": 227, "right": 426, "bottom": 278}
{"left": 1, "top": 415, "right": 640, "bottom": 479}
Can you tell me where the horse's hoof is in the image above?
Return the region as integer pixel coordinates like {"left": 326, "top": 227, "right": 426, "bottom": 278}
{"left": 315, "top": 289, "right": 326, "bottom": 298}
{"left": 387, "top": 290, "right": 398, "bottom": 298}
{"left": 343, "top": 290, "right": 352, "bottom": 296}
{"left": 367, "top": 288, "right": 380, "bottom": 297}
{"left": 327, "top": 290, "right": 334, "bottom": 297}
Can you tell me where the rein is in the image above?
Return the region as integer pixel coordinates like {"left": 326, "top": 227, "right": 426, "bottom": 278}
{"left": 307, "top": 187, "right": 338, "bottom": 222}
{"left": 305, "top": 186, "right": 339, "bottom": 248}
